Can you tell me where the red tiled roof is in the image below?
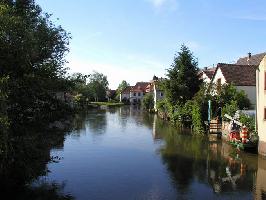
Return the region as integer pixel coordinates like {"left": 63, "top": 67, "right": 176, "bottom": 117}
{"left": 236, "top": 52, "right": 266, "bottom": 66}
{"left": 131, "top": 82, "right": 149, "bottom": 92}
{"left": 202, "top": 67, "right": 216, "bottom": 79}
{"left": 122, "top": 86, "right": 133, "bottom": 94}
{"left": 213, "top": 63, "right": 256, "bottom": 86}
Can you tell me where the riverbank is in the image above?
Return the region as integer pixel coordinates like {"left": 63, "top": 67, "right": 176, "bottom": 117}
{"left": 89, "top": 102, "right": 124, "bottom": 107}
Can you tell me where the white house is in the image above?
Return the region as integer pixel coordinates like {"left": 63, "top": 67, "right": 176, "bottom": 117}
{"left": 256, "top": 55, "right": 266, "bottom": 156}
{"left": 129, "top": 82, "right": 149, "bottom": 104}
{"left": 199, "top": 67, "right": 216, "bottom": 84}
{"left": 120, "top": 86, "right": 133, "bottom": 103}
{"left": 211, "top": 63, "right": 257, "bottom": 108}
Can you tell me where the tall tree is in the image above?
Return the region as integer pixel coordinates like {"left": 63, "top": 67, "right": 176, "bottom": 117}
{"left": 0, "top": 0, "right": 71, "bottom": 127}
{"left": 87, "top": 71, "right": 109, "bottom": 102}
{"left": 163, "top": 45, "right": 202, "bottom": 105}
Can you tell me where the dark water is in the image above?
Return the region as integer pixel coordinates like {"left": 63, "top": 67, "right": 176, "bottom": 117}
{"left": 1, "top": 106, "right": 266, "bottom": 199}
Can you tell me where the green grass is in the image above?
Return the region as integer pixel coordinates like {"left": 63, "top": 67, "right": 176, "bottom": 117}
{"left": 90, "top": 102, "right": 124, "bottom": 107}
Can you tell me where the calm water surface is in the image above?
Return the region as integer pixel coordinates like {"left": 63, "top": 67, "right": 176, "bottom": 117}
{"left": 38, "top": 106, "right": 265, "bottom": 200}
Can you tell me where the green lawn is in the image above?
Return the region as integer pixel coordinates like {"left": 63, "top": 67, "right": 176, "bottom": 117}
{"left": 89, "top": 102, "right": 124, "bottom": 107}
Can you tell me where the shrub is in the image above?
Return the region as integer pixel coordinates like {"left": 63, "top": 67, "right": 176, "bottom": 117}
{"left": 142, "top": 93, "right": 154, "bottom": 110}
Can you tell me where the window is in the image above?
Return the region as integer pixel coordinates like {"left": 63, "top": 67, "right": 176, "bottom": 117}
{"left": 264, "top": 108, "right": 266, "bottom": 120}
{"left": 160, "top": 92, "right": 163, "bottom": 97}
{"left": 264, "top": 72, "right": 266, "bottom": 90}
{"left": 138, "top": 92, "right": 141, "bottom": 96}
{"left": 133, "top": 92, "right": 136, "bottom": 96}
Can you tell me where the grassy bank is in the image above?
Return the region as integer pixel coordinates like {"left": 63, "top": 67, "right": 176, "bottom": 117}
{"left": 89, "top": 102, "right": 124, "bottom": 107}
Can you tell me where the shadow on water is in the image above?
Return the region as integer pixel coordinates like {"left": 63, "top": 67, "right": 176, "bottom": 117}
{"left": 0, "top": 124, "right": 75, "bottom": 199}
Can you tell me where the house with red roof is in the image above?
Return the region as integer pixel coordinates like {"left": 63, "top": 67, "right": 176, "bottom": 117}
{"left": 129, "top": 82, "right": 150, "bottom": 104}
{"left": 119, "top": 76, "right": 165, "bottom": 106}
{"left": 120, "top": 86, "right": 133, "bottom": 103}
{"left": 199, "top": 67, "right": 216, "bottom": 83}
{"left": 119, "top": 82, "right": 149, "bottom": 104}
{"left": 211, "top": 63, "right": 257, "bottom": 107}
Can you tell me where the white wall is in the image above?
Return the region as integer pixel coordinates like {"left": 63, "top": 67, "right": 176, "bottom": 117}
{"left": 202, "top": 72, "right": 211, "bottom": 84}
{"left": 212, "top": 68, "right": 226, "bottom": 85}
{"left": 236, "top": 86, "right": 256, "bottom": 108}
{"left": 256, "top": 55, "right": 266, "bottom": 156}
{"left": 154, "top": 84, "right": 164, "bottom": 110}
{"left": 129, "top": 91, "right": 144, "bottom": 103}
{"left": 120, "top": 93, "right": 130, "bottom": 102}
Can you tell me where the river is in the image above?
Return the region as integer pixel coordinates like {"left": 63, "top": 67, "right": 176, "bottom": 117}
{"left": 1, "top": 106, "right": 265, "bottom": 199}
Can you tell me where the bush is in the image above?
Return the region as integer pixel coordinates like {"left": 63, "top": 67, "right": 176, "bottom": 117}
{"left": 239, "top": 113, "right": 256, "bottom": 134}
{"left": 142, "top": 93, "right": 154, "bottom": 110}
{"left": 222, "top": 100, "right": 239, "bottom": 121}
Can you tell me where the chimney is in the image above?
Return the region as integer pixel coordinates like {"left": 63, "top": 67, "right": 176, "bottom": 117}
{"left": 204, "top": 67, "right": 208, "bottom": 70}
{"left": 247, "top": 52, "right": 251, "bottom": 65}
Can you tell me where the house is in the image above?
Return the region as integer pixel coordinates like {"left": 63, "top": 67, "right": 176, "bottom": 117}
{"left": 256, "top": 54, "right": 266, "bottom": 156}
{"left": 119, "top": 82, "right": 149, "bottom": 104}
{"left": 120, "top": 86, "right": 133, "bottom": 103}
{"left": 236, "top": 52, "right": 266, "bottom": 66}
{"left": 106, "top": 89, "right": 116, "bottom": 101}
{"left": 199, "top": 67, "right": 216, "bottom": 84}
{"left": 211, "top": 63, "right": 257, "bottom": 108}
{"left": 129, "top": 82, "right": 149, "bottom": 104}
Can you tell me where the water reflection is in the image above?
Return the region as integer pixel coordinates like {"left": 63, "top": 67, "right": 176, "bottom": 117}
{"left": 153, "top": 112, "right": 263, "bottom": 199}
{"left": 0, "top": 128, "right": 74, "bottom": 199}
{"left": 1, "top": 107, "right": 266, "bottom": 199}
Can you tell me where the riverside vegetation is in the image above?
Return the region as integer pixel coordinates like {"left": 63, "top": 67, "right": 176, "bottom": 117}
{"left": 151, "top": 45, "right": 252, "bottom": 135}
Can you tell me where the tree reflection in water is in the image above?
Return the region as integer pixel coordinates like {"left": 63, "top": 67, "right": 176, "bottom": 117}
{"left": 153, "top": 114, "right": 258, "bottom": 198}
{"left": 0, "top": 123, "right": 75, "bottom": 199}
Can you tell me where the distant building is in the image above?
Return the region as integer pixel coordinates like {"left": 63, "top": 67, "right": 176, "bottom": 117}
{"left": 129, "top": 82, "right": 150, "bottom": 104}
{"left": 119, "top": 76, "right": 165, "bottom": 106}
{"left": 120, "top": 86, "right": 133, "bottom": 103}
{"left": 106, "top": 89, "right": 116, "bottom": 101}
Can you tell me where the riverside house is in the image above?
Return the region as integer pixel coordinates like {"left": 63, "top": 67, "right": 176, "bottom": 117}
{"left": 199, "top": 67, "right": 216, "bottom": 84}
{"left": 119, "top": 76, "right": 164, "bottom": 106}
{"left": 119, "top": 82, "right": 149, "bottom": 104}
{"left": 211, "top": 63, "right": 257, "bottom": 108}
{"left": 256, "top": 54, "right": 266, "bottom": 156}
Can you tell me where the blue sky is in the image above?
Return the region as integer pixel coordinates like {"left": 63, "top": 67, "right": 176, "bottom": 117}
{"left": 36, "top": 0, "right": 266, "bottom": 89}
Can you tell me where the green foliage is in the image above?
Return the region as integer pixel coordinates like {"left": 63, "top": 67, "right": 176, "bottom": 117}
{"left": 0, "top": 0, "right": 72, "bottom": 128}
{"left": 191, "top": 103, "right": 205, "bottom": 135}
{"left": 219, "top": 84, "right": 250, "bottom": 110}
{"left": 222, "top": 100, "right": 238, "bottom": 120}
{"left": 163, "top": 44, "right": 202, "bottom": 105}
{"left": 87, "top": 71, "right": 109, "bottom": 102}
{"left": 117, "top": 80, "right": 130, "bottom": 94}
{"left": 239, "top": 113, "right": 256, "bottom": 134}
{"left": 142, "top": 93, "right": 154, "bottom": 110}
{"left": 0, "top": 76, "right": 10, "bottom": 132}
